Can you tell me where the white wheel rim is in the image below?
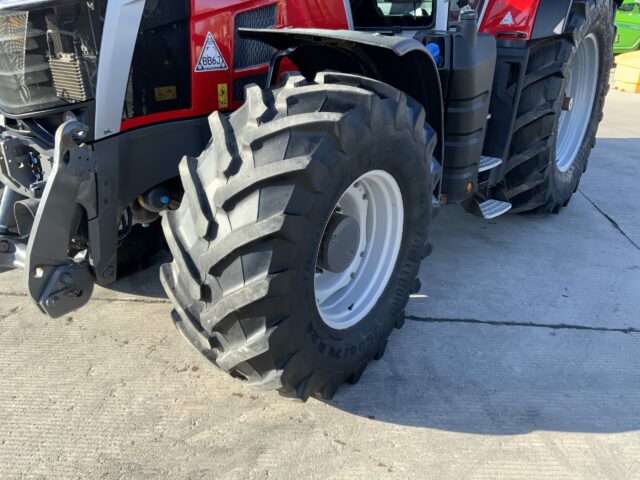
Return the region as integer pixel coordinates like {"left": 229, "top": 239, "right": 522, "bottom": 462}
{"left": 556, "top": 33, "right": 599, "bottom": 172}
{"left": 315, "top": 170, "right": 404, "bottom": 330}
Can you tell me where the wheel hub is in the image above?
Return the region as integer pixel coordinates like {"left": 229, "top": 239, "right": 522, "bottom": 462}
{"left": 317, "top": 213, "right": 360, "bottom": 274}
{"left": 314, "top": 170, "right": 404, "bottom": 330}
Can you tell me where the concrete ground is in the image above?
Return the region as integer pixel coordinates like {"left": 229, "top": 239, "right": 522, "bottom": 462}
{"left": 1, "top": 88, "right": 640, "bottom": 479}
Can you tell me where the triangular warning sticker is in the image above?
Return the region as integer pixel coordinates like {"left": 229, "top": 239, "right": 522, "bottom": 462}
{"left": 500, "top": 11, "right": 515, "bottom": 26}
{"left": 195, "top": 32, "right": 228, "bottom": 72}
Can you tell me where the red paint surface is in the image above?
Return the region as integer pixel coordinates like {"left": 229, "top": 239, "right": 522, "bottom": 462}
{"left": 121, "top": 0, "right": 349, "bottom": 133}
{"left": 479, "top": 0, "right": 542, "bottom": 39}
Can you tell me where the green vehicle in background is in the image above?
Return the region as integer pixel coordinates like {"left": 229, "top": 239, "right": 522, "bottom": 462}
{"left": 615, "top": 0, "right": 640, "bottom": 53}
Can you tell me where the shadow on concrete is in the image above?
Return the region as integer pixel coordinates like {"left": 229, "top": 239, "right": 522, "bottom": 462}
{"left": 103, "top": 139, "right": 640, "bottom": 434}
{"left": 325, "top": 317, "right": 640, "bottom": 435}
{"left": 327, "top": 137, "right": 640, "bottom": 434}
{"left": 103, "top": 251, "right": 171, "bottom": 299}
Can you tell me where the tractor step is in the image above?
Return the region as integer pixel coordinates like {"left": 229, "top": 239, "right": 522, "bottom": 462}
{"left": 479, "top": 156, "right": 503, "bottom": 172}
{"left": 478, "top": 199, "right": 512, "bottom": 219}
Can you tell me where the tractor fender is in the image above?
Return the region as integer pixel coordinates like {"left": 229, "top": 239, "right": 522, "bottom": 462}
{"left": 239, "top": 28, "right": 445, "bottom": 163}
{"left": 531, "top": 0, "right": 573, "bottom": 39}
{"left": 532, "top": 0, "right": 619, "bottom": 39}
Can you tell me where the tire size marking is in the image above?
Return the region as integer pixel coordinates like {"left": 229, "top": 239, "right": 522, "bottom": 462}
{"left": 307, "top": 323, "right": 375, "bottom": 359}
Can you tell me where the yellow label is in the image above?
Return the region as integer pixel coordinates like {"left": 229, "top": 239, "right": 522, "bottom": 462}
{"left": 154, "top": 86, "right": 177, "bottom": 102}
{"left": 218, "top": 83, "right": 229, "bottom": 109}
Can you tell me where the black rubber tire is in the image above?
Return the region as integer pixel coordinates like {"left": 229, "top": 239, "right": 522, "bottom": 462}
{"left": 504, "top": 0, "right": 615, "bottom": 214}
{"left": 161, "top": 72, "right": 436, "bottom": 400}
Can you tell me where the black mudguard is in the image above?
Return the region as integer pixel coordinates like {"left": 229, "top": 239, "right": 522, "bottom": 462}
{"left": 239, "top": 28, "right": 445, "bottom": 164}
{"left": 533, "top": 0, "right": 618, "bottom": 39}
{"left": 532, "top": 0, "right": 573, "bottom": 39}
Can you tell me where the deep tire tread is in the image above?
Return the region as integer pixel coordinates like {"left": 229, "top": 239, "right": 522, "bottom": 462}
{"left": 504, "top": 0, "right": 614, "bottom": 214}
{"left": 162, "top": 72, "right": 434, "bottom": 400}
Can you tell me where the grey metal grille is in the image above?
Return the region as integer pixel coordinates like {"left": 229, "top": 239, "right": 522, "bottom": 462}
{"left": 233, "top": 4, "right": 277, "bottom": 70}
{"left": 0, "top": 11, "right": 57, "bottom": 112}
{"left": 49, "top": 54, "right": 91, "bottom": 102}
{"left": 0, "top": 2, "right": 104, "bottom": 115}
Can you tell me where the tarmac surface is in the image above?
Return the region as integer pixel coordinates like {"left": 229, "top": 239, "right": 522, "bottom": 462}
{"left": 1, "top": 88, "right": 639, "bottom": 479}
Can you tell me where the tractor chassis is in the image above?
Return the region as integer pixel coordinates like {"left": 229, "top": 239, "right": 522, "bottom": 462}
{"left": 0, "top": 117, "right": 211, "bottom": 318}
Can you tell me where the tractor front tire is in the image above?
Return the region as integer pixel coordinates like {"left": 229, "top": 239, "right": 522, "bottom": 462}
{"left": 504, "top": 0, "right": 615, "bottom": 214}
{"left": 161, "top": 73, "right": 436, "bottom": 400}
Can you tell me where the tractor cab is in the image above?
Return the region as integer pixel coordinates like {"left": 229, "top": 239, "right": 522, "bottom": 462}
{"left": 350, "top": 1, "right": 436, "bottom": 28}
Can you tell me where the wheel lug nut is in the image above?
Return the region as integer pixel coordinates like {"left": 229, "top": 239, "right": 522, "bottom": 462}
{"left": 562, "top": 96, "right": 574, "bottom": 111}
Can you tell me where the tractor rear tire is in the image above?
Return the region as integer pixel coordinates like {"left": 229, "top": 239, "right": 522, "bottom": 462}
{"left": 161, "top": 72, "right": 436, "bottom": 400}
{"left": 504, "top": 0, "right": 615, "bottom": 214}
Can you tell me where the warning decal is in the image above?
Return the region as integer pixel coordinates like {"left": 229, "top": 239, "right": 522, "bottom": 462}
{"left": 500, "top": 11, "right": 515, "bottom": 26}
{"left": 195, "top": 32, "right": 228, "bottom": 72}
{"left": 218, "top": 83, "right": 229, "bottom": 109}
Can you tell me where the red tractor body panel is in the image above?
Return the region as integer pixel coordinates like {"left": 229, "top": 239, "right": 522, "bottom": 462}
{"left": 120, "top": 0, "right": 348, "bottom": 133}
{"left": 119, "top": 0, "right": 551, "bottom": 133}
{"left": 479, "top": 0, "right": 543, "bottom": 39}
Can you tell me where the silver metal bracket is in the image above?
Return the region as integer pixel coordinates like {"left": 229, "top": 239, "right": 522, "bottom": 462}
{"left": 0, "top": 236, "right": 26, "bottom": 273}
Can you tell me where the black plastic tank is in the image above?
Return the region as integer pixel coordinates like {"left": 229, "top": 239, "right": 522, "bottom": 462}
{"left": 441, "top": 9, "right": 497, "bottom": 203}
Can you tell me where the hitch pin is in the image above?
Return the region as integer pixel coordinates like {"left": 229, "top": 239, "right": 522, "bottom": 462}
{"left": 562, "top": 96, "right": 574, "bottom": 112}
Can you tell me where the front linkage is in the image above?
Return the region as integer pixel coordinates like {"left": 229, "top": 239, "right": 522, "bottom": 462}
{"left": 0, "top": 121, "right": 118, "bottom": 318}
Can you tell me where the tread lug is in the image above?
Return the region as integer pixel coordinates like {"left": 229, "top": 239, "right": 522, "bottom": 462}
{"left": 373, "top": 339, "right": 388, "bottom": 361}
{"left": 347, "top": 361, "right": 368, "bottom": 385}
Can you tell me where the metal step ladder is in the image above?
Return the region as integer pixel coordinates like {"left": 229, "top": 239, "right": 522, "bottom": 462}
{"left": 477, "top": 199, "right": 512, "bottom": 219}
{"left": 472, "top": 156, "right": 511, "bottom": 219}
{"left": 478, "top": 156, "right": 503, "bottom": 173}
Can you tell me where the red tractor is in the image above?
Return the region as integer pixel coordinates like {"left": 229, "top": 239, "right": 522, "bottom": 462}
{"left": 0, "top": 0, "right": 619, "bottom": 400}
